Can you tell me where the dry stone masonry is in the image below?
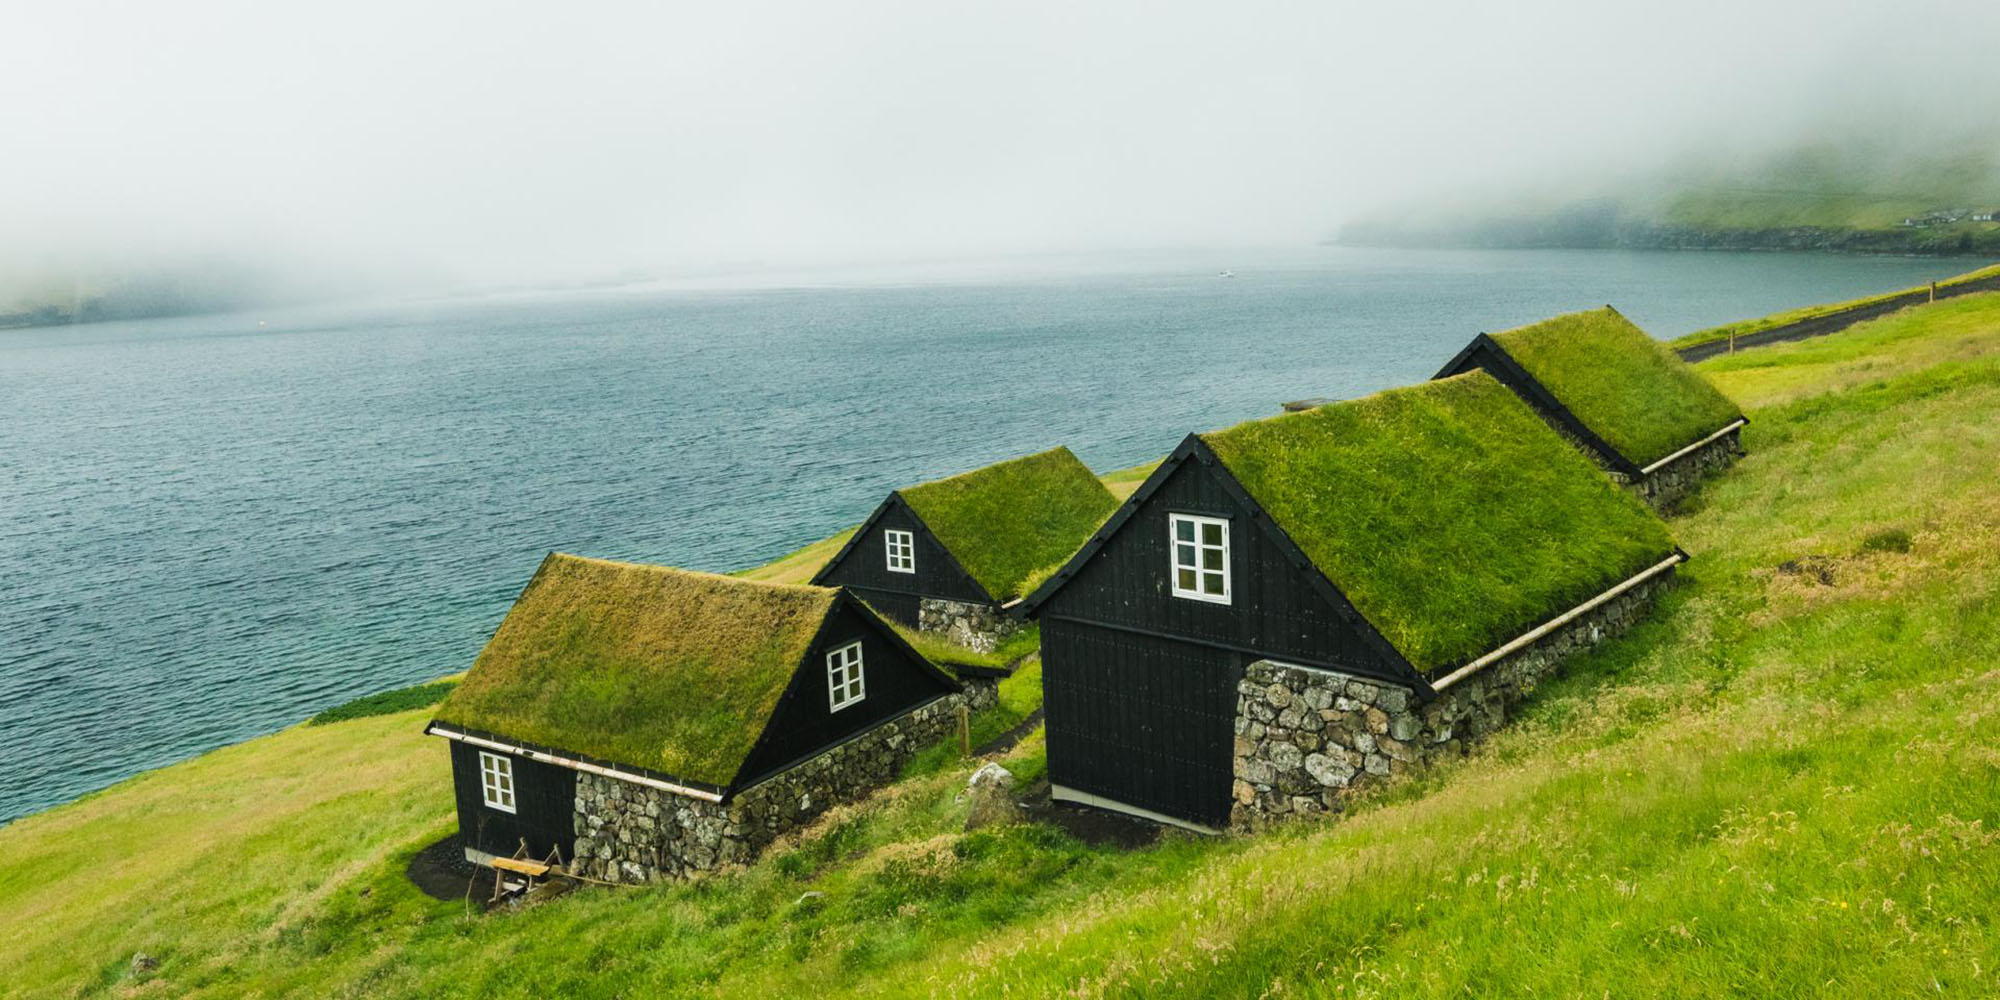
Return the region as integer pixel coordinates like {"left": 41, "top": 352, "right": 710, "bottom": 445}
{"left": 1230, "top": 571, "right": 1673, "bottom": 829}
{"left": 1539, "top": 415, "right": 1741, "bottom": 512}
{"left": 1627, "top": 426, "right": 1743, "bottom": 511}
{"left": 572, "top": 688, "right": 993, "bottom": 883}
{"left": 919, "top": 597, "right": 1024, "bottom": 652}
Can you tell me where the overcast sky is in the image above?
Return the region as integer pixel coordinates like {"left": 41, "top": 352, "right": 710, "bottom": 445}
{"left": 5, "top": 0, "right": 1998, "bottom": 289}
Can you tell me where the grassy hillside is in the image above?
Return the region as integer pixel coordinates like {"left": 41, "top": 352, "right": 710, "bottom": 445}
{"left": 5, "top": 292, "right": 2000, "bottom": 996}
{"left": 1654, "top": 144, "right": 2000, "bottom": 231}
{"left": 1344, "top": 143, "right": 2000, "bottom": 254}
{"left": 731, "top": 529, "right": 856, "bottom": 585}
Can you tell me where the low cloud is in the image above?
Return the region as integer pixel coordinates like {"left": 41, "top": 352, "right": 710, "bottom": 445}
{"left": 5, "top": 0, "right": 1998, "bottom": 300}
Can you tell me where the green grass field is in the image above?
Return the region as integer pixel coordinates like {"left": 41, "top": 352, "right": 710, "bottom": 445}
{"left": 5, "top": 291, "right": 2000, "bottom": 997}
{"left": 1651, "top": 144, "right": 2000, "bottom": 241}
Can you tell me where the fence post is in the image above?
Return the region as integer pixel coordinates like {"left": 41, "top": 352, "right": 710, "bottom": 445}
{"left": 957, "top": 704, "right": 971, "bottom": 756}
{"left": 1931, "top": 281, "right": 1938, "bottom": 303}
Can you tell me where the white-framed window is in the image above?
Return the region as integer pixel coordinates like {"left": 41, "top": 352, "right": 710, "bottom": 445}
{"left": 827, "top": 640, "right": 866, "bottom": 711}
{"left": 1169, "top": 513, "right": 1231, "bottom": 603}
{"left": 884, "top": 529, "right": 915, "bottom": 574}
{"left": 478, "top": 751, "right": 517, "bottom": 813}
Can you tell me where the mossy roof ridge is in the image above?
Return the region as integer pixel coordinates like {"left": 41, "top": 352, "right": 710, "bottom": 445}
{"left": 1199, "top": 372, "right": 1678, "bottom": 674}
{"left": 1490, "top": 306, "right": 1744, "bottom": 467}
{"left": 431, "top": 553, "right": 838, "bottom": 787}
{"left": 897, "top": 446, "right": 1121, "bottom": 601}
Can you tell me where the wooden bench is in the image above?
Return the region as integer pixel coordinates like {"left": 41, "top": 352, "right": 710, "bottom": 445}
{"left": 489, "top": 856, "right": 552, "bottom": 878}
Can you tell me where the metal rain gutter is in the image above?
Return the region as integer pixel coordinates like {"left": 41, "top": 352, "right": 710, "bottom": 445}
{"left": 1429, "top": 552, "right": 1685, "bottom": 694}
{"left": 425, "top": 725, "right": 725, "bottom": 802}
{"left": 1639, "top": 418, "right": 1747, "bottom": 476}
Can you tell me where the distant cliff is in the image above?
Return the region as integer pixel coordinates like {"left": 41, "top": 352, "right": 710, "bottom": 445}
{"left": 0, "top": 260, "right": 321, "bottom": 330}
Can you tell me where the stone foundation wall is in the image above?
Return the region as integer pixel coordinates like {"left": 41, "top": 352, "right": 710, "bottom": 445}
{"left": 956, "top": 675, "right": 1002, "bottom": 712}
{"left": 572, "top": 773, "right": 734, "bottom": 883}
{"left": 1530, "top": 411, "right": 1742, "bottom": 512}
{"left": 572, "top": 692, "right": 977, "bottom": 883}
{"left": 1230, "top": 571, "right": 1673, "bottom": 829}
{"left": 1632, "top": 427, "right": 1743, "bottom": 511}
{"left": 919, "top": 598, "right": 1022, "bottom": 652}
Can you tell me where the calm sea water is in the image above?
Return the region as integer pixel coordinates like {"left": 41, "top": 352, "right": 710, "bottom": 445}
{"left": 0, "top": 247, "right": 1986, "bottom": 824}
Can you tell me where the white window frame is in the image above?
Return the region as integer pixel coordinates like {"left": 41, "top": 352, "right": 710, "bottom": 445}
{"left": 1168, "top": 513, "right": 1231, "bottom": 604}
{"left": 884, "top": 529, "right": 915, "bottom": 574}
{"left": 826, "top": 640, "right": 866, "bottom": 711}
{"left": 478, "top": 751, "right": 517, "bottom": 813}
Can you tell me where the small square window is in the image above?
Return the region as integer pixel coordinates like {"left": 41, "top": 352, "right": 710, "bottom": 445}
{"left": 884, "top": 529, "right": 915, "bottom": 573}
{"left": 827, "top": 641, "right": 866, "bottom": 711}
{"left": 479, "top": 751, "right": 516, "bottom": 813}
{"left": 1168, "top": 514, "right": 1230, "bottom": 604}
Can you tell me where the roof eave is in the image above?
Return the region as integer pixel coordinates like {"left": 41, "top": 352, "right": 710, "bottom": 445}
{"left": 424, "top": 720, "right": 729, "bottom": 802}
{"left": 1424, "top": 549, "right": 1686, "bottom": 698}
{"left": 1015, "top": 435, "right": 1206, "bottom": 615}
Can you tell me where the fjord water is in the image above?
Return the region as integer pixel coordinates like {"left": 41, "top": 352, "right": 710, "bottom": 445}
{"left": 0, "top": 247, "right": 1984, "bottom": 824}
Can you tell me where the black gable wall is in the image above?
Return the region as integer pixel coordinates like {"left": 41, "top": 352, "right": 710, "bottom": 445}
{"left": 815, "top": 498, "right": 989, "bottom": 625}
{"left": 450, "top": 741, "right": 576, "bottom": 861}
{"left": 731, "top": 598, "right": 957, "bottom": 788}
{"left": 1038, "top": 457, "right": 1395, "bottom": 678}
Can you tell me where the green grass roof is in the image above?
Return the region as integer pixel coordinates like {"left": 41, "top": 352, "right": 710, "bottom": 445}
{"left": 431, "top": 554, "right": 838, "bottom": 787}
{"left": 1490, "top": 307, "right": 1743, "bottom": 468}
{"left": 898, "top": 447, "right": 1120, "bottom": 602}
{"left": 1200, "top": 372, "right": 1677, "bottom": 674}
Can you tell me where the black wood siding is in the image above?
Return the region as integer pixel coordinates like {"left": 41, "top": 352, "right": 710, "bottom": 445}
{"left": 450, "top": 741, "right": 576, "bottom": 861}
{"left": 816, "top": 498, "right": 991, "bottom": 612}
{"left": 1043, "top": 618, "right": 1240, "bottom": 827}
{"left": 1039, "top": 458, "right": 1391, "bottom": 677}
{"left": 732, "top": 598, "right": 958, "bottom": 787}
{"left": 847, "top": 589, "right": 921, "bottom": 628}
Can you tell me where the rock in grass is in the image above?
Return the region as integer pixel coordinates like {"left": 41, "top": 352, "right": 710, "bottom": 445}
{"left": 964, "top": 762, "right": 1020, "bottom": 830}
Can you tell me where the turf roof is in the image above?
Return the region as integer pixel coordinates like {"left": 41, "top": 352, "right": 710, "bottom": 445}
{"left": 1200, "top": 371, "right": 1678, "bottom": 674}
{"left": 897, "top": 446, "right": 1120, "bottom": 602}
{"left": 1489, "top": 306, "right": 1743, "bottom": 467}
{"left": 431, "top": 554, "right": 839, "bottom": 787}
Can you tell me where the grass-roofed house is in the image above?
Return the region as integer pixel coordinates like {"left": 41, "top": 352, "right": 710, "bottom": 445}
{"left": 1434, "top": 306, "right": 1747, "bottom": 509}
{"left": 425, "top": 554, "right": 967, "bottom": 884}
{"left": 1018, "top": 372, "right": 1684, "bottom": 831}
{"left": 811, "top": 445, "right": 1119, "bottom": 651}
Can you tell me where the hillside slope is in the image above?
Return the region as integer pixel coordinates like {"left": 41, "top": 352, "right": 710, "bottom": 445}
{"left": 4, "top": 293, "right": 2000, "bottom": 997}
{"left": 1343, "top": 143, "right": 2000, "bottom": 255}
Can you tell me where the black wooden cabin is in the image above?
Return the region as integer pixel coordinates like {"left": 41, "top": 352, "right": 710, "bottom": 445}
{"left": 426, "top": 554, "right": 958, "bottom": 868}
{"left": 1018, "top": 374, "right": 1680, "bottom": 831}
{"left": 1019, "top": 437, "right": 1423, "bottom": 830}
{"left": 811, "top": 446, "right": 1119, "bottom": 629}
{"left": 810, "top": 492, "right": 991, "bottom": 627}
{"left": 1433, "top": 307, "right": 1746, "bottom": 485}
